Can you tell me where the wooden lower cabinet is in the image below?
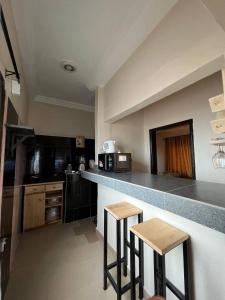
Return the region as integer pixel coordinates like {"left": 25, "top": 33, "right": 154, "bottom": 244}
{"left": 23, "top": 181, "right": 64, "bottom": 231}
{"left": 23, "top": 193, "right": 45, "bottom": 230}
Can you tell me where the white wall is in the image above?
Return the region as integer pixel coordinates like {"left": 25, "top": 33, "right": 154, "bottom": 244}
{"left": 95, "top": 87, "right": 145, "bottom": 170}
{"left": 99, "top": 72, "right": 224, "bottom": 183}
{"left": 111, "top": 110, "right": 145, "bottom": 171}
{"left": 97, "top": 184, "right": 225, "bottom": 300}
{"left": 103, "top": 0, "right": 225, "bottom": 122}
{"left": 0, "top": 0, "right": 29, "bottom": 124}
{"left": 144, "top": 72, "right": 224, "bottom": 183}
{"left": 201, "top": 0, "right": 225, "bottom": 31}
{"left": 93, "top": 0, "right": 225, "bottom": 182}
{"left": 95, "top": 88, "right": 111, "bottom": 161}
{"left": 27, "top": 101, "right": 95, "bottom": 138}
{"left": 94, "top": 0, "right": 225, "bottom": 182}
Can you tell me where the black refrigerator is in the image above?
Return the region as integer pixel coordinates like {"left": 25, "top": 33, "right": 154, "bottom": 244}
{"left": 64, "top": 172, "right": 97, "bottom": 222}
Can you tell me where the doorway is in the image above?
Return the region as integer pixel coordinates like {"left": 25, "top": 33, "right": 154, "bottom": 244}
{"left": 149, "top": 120, "right": 196, "bottom": 179}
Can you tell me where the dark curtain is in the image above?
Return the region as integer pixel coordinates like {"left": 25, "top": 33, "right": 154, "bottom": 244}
{"left": 165, "top": 135, "right": 192, "bottom": 178}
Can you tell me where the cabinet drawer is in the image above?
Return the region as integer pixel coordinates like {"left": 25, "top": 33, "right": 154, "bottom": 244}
{"left": 25, "top": 185, "right": 45, "bottom": 194}
{"left": 46, "top": 183, "right": 63, "bottom": 192}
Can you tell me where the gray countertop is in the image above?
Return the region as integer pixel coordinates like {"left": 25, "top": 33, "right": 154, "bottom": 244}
{"left": 81, "top": 169, "right": 225, "bottom": 234}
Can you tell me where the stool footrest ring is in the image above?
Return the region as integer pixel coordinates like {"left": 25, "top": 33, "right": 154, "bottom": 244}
{"left": 107, "top": 257, "right": 126, "bottom": 270}
{"left": 121, "top": 276, "right": 141, "bottom": 294}
{"left": 106, "top": 269, "right": 141, "bottom": 296}
{"left": 126, "top": 240, "right": 140, "bottom": 257}
{"left": 166, "top": 279, "right": 185, "bottom": 300}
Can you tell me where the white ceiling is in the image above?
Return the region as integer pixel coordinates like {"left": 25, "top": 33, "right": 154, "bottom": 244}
{"left": 10, "top": 0, "right": 177, "bottom": 110}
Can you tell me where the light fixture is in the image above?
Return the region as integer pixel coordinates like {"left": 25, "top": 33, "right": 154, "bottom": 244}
{"left": 212, "top": 145, "right": 225, "bottom": 168}
{"left": 61, "top": 60, "right": 76, "bottom": 72}
{"left": 64, "top": 63, "right": 75, "bottom": 72}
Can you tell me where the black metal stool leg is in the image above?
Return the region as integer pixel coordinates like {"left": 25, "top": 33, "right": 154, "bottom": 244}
{"left": 154, "top": 251, "right": 166, "bottom": 297}
{"left": 103, "top": 209, "right": 108, "bottom": 290}
{"left": 183, "top": 240, "right": 191, "bottom": 300}
{"left": 130, "top": 231, "right": 136, "bottom": 300}
{"left": 123, "top": 218, "right": 128, "bottom": 277}
{"left": 117, "top": 220, "right": 122, "bottom": 300}
{"left": 154, "top": 250, "right": 159, "bottom": 295}
{"left": 157, "top": 253, "right": 166, "bottom": 297}
{"left": 138, "top": 213, "right": 144, "bottom": 299}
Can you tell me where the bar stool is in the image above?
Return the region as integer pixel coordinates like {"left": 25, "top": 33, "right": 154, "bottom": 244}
{"left": 129, "top": 218, "right": 191, "bottom": 300}
{"left": 104, "top": 202, "right": 144, "bottom": 300}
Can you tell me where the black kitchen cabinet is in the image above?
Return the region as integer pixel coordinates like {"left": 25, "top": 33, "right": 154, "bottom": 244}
{"left": 23, "top": 134, "right": 97, "bottom": 223}
{"left": 64, "top": 173, "right": 97, "bottom": 223}
{"left": 24, "top": 135, "right": 95, "bottom": 183}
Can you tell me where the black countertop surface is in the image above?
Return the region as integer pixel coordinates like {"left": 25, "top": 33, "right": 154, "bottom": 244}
{"left": 23, "top": 174, "right": 65, "bottom": 184}
{"left": 82, "top": 169, "right": 225, "bottom": 210}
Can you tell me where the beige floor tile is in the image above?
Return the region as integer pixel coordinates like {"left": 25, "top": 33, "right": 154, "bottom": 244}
{"left": 5, "top": 219, "right": 134, "bottom": 300}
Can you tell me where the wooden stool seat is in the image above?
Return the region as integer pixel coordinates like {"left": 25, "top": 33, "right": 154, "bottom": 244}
{"left": 104, "top": 201, "right": 142, "bottom": 220}
{"left": 129, "top": 218, "right": 191, "bottom": 299}
{"left": 130, "top": 218, "right": 189, "bottom": 255}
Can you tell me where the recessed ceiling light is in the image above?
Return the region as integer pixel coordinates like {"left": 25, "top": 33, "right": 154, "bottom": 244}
{"left": 61, "top": 60, "right": 76, "bottom": 72}
{"left": 64, "top": 64, "right": 76, "bottom": 72}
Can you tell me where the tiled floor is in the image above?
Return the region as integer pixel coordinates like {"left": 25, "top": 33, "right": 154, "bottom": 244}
{"left": 5, "top": 219, "right": 132, "bottom": 300}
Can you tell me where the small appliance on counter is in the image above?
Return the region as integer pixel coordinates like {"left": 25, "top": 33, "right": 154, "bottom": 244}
{"left": 102, "top": 140, "right": 117, "bottom": 153}
{"left": 98, "top": 153, "right": 131, "bottom": 172}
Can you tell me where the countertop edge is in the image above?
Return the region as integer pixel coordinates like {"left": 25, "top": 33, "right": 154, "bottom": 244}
{"left": 81, "top": 170, "right": 225, "bottom": 234}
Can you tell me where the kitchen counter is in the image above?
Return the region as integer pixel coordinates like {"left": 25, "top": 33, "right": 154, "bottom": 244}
{"left": 81, "top": 169, "right": 225, "bottom": 234}
{"left": 23, "top": 175, "right": 66, "bottom": 184}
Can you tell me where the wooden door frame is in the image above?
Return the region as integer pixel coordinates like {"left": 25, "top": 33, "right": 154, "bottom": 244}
{"left": 0, "top": 72, "right": 8, "bottom": 209}
{"left": 149, "top": 119, "right": 196, "bottom": 179}
{"left": 0, "top": 72, "right": 9, "bottom": 299}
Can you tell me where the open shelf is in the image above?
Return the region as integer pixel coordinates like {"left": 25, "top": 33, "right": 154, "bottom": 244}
{"left": 45, "top": 193, "right": 63, "bottom": 208}
{"left": 46, "top": 195, "right": 62, "bottom": 200}
{"left": 46, "top": 203, "right": 62, "bottom": 208}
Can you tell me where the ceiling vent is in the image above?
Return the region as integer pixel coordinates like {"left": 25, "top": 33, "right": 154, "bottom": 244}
{"left": 61, "top": 60, "right": 76, "bottom": 72}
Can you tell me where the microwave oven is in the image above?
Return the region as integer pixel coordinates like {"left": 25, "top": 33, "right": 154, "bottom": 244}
{"left": 98, "top": 153, "right": 131, "bottom": 172}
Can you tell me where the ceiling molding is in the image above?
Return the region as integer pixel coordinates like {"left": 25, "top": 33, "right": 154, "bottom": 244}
{"left": 34, "top": 95, "right": 94, "bottom": 112}
{"left": 105, "top": 55, "right": 225, "bottom": 123}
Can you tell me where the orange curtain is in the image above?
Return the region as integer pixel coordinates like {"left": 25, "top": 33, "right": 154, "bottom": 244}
{"left": 165, "top": 135, "right": 192, "bottom": 178}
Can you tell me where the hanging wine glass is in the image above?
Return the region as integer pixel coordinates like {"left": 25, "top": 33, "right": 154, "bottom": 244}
{"left": 212, "top": 145, "right": 225, "bottom": 168}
